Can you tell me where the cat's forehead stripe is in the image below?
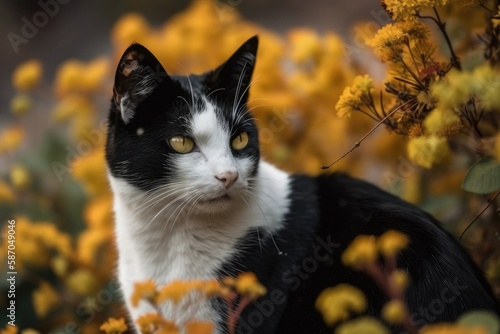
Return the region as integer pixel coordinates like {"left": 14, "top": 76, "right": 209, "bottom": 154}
{"left": 190, "top": 101, "right": 228, "bottom": 142}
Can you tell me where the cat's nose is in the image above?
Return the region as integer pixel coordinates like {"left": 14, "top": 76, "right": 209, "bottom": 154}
{"left": 216, "top": 171, "right": 239, "bottom": 189}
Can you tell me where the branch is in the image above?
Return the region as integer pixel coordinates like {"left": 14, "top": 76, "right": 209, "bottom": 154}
{"left": 460, "top": 189, "right": 500, "bottom": 239}
{"left": 418, "top": 8, "right": 462, "bottom": 70}
{"left": 321, "top": 98, "right": 416, "bottom": 170}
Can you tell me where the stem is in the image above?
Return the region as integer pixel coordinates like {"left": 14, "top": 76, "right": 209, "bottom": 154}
{"left": 405, "top": 41, "right": 420, "bottom": 74}
{"left": 418, "top": 8, "right": 462, "bottom": 70}
{"left": 393, "top": 76, "right": 422, "bottom": 89}
{"left": 400, "top": 58, "right": 427, "bottom": 90}
{"left": 321, "top": 98, "right": 416, "bottom": 169}
{"left": 460, "top": 189, "right": 500, "bottom": 239}
{"left": 362, "top": 262, "right": 418, "bottom": 334}
{"left": 225, "top": 293, "right": 237, "bottom": 334}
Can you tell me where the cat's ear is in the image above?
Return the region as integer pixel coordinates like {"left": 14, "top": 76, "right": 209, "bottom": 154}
{"left": 113, "top": 44, "right": 172, "bottom": 123}
{"left": 205, "top": 36, "right": 258, "bottom": 102}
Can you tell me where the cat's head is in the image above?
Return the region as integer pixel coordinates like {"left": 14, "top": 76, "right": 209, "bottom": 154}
{"left": 105, "top": 36, "right": 260, "bottom": 215}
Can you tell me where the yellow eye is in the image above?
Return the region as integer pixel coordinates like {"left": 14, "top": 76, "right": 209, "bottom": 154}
{"left": 231, "top": 132, "right": 249, "bottom": 150}
{"left": 169, "top": 136, "right": 194, "bottom": 154}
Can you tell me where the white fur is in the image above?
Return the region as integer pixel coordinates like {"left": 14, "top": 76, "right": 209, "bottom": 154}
{"left": 109, "top": 101, "right": 291, "bottom": 332}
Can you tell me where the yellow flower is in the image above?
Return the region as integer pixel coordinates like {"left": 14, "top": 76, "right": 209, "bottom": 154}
{"left": 288, "top": 28, "right": 321, "bottom": 64}
{"left": 407, "top": 135, "right": 450, "bottom": 169}
{"left": 99, "top": 317, "right": 128, "bottom": 334}
{"left": 381, "top": 300, "right": 407, "bottom": 324}
{"left": 54, "top": 60, "right": 87, "bottom": 96}
{"left": 84, "top": 195, "right": 114, "bottom": 229}
{"left": 33, "top": 222, "right": 72, "bottom": 258}
{"left": 494, "top": 133, "right": 500, "bottom": 161}
{"left": 83, "top": 57, "right": 109, "bottom": 92}
{"left": 493, "top": 6, "right": 500, "bottom": 28}
{"left": 10, "top": 165, "right": 30, "bottom": 190}
{"left": 65, "top": 269, "right": 99, "bottom": 296}
{"left": 32, "top": 281, "right": 60, "bottom": 318}
{"left": 336, "top": 316, "right": 389, "bottom": 334}
{"left": 315, "top": 284, "right": 367, "bottom": 325}
{"left": 390, "top": 270, "right": 410, "bottom": 291}
{"left": 235, "top": 272, "right": 267, "bottom": 300}
{"left": 0, "top": 180, "right": 15, "bottom": 203}
{"left": 336, "top": 75, "right": 374, "bottom": 118}
{"left": 398, "top": 20, "right": 429, "bottom": 40}
{"left": 341, "top": 235, "right": 378, "bottom": 268}
{"left": 472, "top": 63, "right": 500, "bottom": 110}
{"left": 377, "top": 230, "right": 410, "bottom": 258}
{"left": 12, "top": 60, "right": 43, "bottom": 91}
{"left": 71, "top": 146, "right": 109, "bottom": 196}
{"left": 51, "top": 255, "right": 68, "bottom": 277}
{"left": 186, "top": 321, "right": 215, "bottom": 334}
{"left": 157, "top": 280, "right": 197, "bottom": 304}
{"left": 424, "top": 108, "right": 461, "bottom": 137}
{"left": 0, "top": 326, "right": 17, "bottom": 334}
{"left": 10, "top": 94, "right": 32, "bottom": 116}
{"left": 382, "top": 0, "right": 449, "bottom": 21}
{"left": 420, "top": 323, "right": 487, "bottom": 334}
{"left": 52, "top": 96, "right": 94, "bottom": 123}
{"left": 131, "top": 280, "right": 158, "bottom": 307}
{"left": 156, "top": 325, "right": 180, "bottom": 334}
{"left": 20, "top": 329, "right": 41, "bottom": 334}
{"left": 0, "top": 127, "right": 24, "bottom": 154}
{"left": 136, "top": 313, "right": 179, "bottom": 334}
{"left": 431, "top": 70, "right": 468, "bottom": 111}
{"left": 13, "top": 217, "right": 72, "bottom": 271}
{"left": 112, "top": 13, "right": 151, "bottom": 48}
{"left": 432, "top": 64, "right": 500, "bottom": 112}
{"left": 136, "top": 313, "right": 163, "bottom": 334}
{"left": 76, "top": 227, "right": 113, "bottom": 265}
{"left": 352, "top": 75, "right": 374, "bottom": 93}
{"left": 368, "top": 24, "right": 406, "bottom": 62}
{"left": 202, "top": 279, "right": 231, "bottom": 298}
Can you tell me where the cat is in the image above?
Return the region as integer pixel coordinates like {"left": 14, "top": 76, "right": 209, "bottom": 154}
{"left": 105, "top": 36, "right": 499, "bottom": 334}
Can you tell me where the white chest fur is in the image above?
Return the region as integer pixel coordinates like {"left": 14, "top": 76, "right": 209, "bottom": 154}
{"left": 109, "top": 161, "right": 290, "bottom": 330}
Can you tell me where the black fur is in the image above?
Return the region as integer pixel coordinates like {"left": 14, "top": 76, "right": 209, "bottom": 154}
{"left": 219, "top": 174, "right": 499, "bottom": 334}
{"left": 107, "top": 37, "right": 499, "bottom": 333}
{"left": 106, "top": 38, "right": 260, "bottom": 190}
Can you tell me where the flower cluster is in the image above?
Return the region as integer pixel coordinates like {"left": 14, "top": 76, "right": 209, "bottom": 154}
{"left": 331, "top": 1, "right": 500, "bottom": 294}
{"left": 317, "top": 230, "right": 494, "bottom": 333}
{"left": 121, "top": 272, "right": 266, "bottom": 334}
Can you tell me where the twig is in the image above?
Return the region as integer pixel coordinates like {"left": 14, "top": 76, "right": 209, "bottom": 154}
{"left": 418, "top": 8, "right": 462, "bottom": 70}
{"left": 460, "top": 189, "right": 500, "bottom": 239}
{"left": 320, "top": 98, "right": 416, "bottom": 169}
{"left": 362, "top": 262, "right": 418, "bottom": 334}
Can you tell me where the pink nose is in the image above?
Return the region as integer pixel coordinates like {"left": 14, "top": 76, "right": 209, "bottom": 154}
{"left": 216, "top": 171, "right": 239, "bottom": 189}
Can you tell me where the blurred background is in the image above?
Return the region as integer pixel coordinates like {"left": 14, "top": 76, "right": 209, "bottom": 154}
{"left": 0, "top": 0, "right": 499, "bottom": 333}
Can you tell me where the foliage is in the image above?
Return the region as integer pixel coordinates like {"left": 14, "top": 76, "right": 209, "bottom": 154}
{"left": 316, "top": 231, "right": 499, "bottom": 334}
{"left": 1, "top": 0, "right": 499, "bottom": 333}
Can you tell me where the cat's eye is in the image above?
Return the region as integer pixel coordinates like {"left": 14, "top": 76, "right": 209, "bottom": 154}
{"left": 169, "top": 136, "right": 194, "bottom": 154}
{"left": 231, "top": 132, "right": 249, "bottom": 150}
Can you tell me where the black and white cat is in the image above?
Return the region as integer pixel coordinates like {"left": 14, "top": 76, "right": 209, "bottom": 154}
{"left": 105, "top": 36, "right": 499, "bottom": 333}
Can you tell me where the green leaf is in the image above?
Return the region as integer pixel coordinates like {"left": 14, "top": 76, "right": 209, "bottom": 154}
{"left": 458, "top": 311, "right": 500, "bottom": 334}
{"left": 462, "top": 156, "right": 500, "bottom": 194}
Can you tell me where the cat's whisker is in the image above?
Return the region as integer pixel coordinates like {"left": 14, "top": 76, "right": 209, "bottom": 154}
{"left": 241, "top": 189, "right": 282, "bottom": 254}
{"left": 177, "top": 95, "right": 191, "bottom": 112}
{"left": 205, "top": 87, "right": 225, "bottom": 100}
{"left": 130, "top": 183, "right": 190, "bottom": 215}
{"left": 143, "top": 190, "right": 192, "bottom": 230}
{"left": 232, "top": 62, "right": 248, "bottom": 119}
